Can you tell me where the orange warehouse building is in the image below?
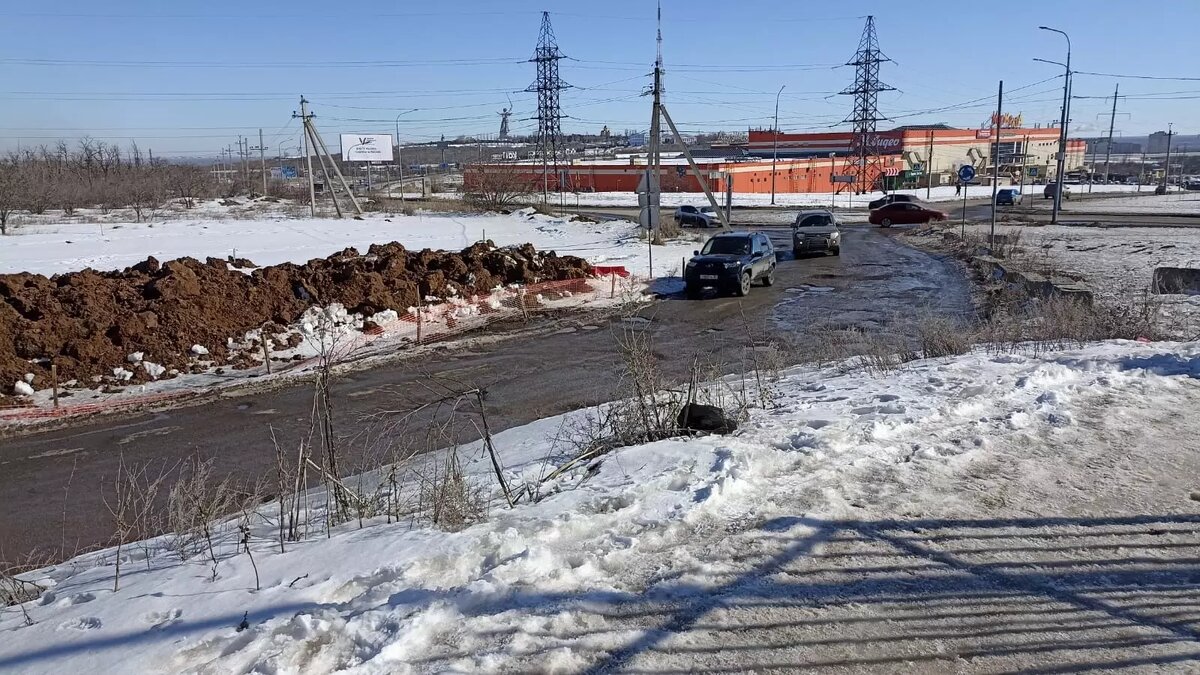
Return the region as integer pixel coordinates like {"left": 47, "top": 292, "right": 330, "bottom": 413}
{"left": 467, "top": 123, "right": 1085, "bottom": 194}
{"left": 466, "top": 155, "right": 905, "bottom": 194}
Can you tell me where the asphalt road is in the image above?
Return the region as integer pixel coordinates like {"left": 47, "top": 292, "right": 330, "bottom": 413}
{"left": 0, "top": 223, "right": 972, "bottom": 563}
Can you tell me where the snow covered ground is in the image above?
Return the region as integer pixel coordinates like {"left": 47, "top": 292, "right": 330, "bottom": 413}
{"left": 1062, "top": 190, "right": 1200, "bottom": 215}
{"left": 956, "top": 221, "right": 1200, "bottom": 333}
{"left": 0, "top": 206, "right": 692, "bottom": 279}
{"left": 5, "top": 340, "right": 1200, "bottom": 673}
{"left": 560, "top": 184, "right": 1150, "bottom": 210}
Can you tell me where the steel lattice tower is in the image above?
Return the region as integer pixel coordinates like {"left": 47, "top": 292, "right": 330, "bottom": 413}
{"left": 839, "top": 16, "right": 894, "bottom": 194}
{"left": 526, "top": 11, "right": 571, "bottom": 196}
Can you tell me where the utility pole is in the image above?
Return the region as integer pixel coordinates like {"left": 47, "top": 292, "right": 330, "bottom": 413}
{"left": 829, "top": 152, "right": 836, "bottom": 208}
{"left": 1020, "top": 134, "right": 1029, "bottom": 196}
{"left": 645, "top": 2, "right": 664, "bottom": 272}
{"left": 990, "top": 80, "right": 1003, "bottom": 249}
{"left": 925, "top": 130, "right": 934, "bottom": 200}
{"left": 771, "top": 84, "right": 784, "bottom": 205}
{"left": 1162, "top": 123, "right": 1174, "bottom": 191}
{"left": 1139, "top": 150, "right": 1147, "bottom": 192}
{"left": 1100, "top": 84, "right": 1119, "bottom": 189}
{"left": 295, "top": 98, "right": 316, "bottom": 216}
{"left": 258, "top": 128, "right": 268, "bottom": 195}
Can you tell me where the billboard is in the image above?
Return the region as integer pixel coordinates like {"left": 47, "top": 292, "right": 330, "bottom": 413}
{"left": 339, "top": 134, "right": 394, "bottom": 162}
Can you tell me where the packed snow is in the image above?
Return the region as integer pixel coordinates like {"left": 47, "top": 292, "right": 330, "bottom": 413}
{"left": 4, "top": 340, "right": 1200, "bottom": 672}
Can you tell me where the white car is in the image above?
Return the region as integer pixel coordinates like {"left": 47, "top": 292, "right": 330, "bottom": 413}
{"left": 674, "top": 205, "right": 719, "bottom": 228}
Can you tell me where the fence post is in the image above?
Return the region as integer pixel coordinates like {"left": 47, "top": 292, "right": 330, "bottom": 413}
{"left": 50, "top": 364, "right": 59, "bottom": 408}
{"left": 416, "top": 307, "right": 423, "bottom": 345}
{"left": 519, "top": 288, "right": 530, "bottom": 323}
{"left": 610, "top": 273, "right": 616, "bottom": 299}
{"left": 262, "top": 326, "right": 272, "bottom": 374}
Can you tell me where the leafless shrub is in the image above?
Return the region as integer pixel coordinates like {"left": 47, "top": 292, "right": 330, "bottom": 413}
{"left": 103, "top": 455, "right": 172, "bottom": 591}
{"left": 463, "top": 163, "right": 532, "bottom": 210}
{"left": 1, "top": 553, "right": 50, "bottom": 626}
{"left": 913, "top": 311, "right": 972, "bottom": 359}
{"left": 413, "top": 450, "right": 487, "bottom": 531}
{"left": 167, "top": 456, "right": 239, "bottom": 566}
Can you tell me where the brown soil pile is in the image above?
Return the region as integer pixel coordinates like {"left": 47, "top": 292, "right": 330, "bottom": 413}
{"left": 0, "top": 242, "right": 591, "bottom": 391}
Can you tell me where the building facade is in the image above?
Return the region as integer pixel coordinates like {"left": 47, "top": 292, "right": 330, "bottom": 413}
{"left": 744, "top": 125, "right": 1085, "bottom": 185}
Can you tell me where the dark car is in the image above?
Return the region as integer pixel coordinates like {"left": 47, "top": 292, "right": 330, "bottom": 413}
{"left": 995, "top": 188, "right": 1023, "bottom": 206}
{"left": 1043, "top": 183, "right": 1072, "bottom": 200}
{"left": 868, "top": 202, "right": 947, "bottom": 227}
{"left": 792, "top": 209, "right": 841, "bottom": 256}
{"left": 867, "top": 193, "right": 919, "bottom": 210}
{"left": 684, "top": 232, "right": 776, "bottom": 298}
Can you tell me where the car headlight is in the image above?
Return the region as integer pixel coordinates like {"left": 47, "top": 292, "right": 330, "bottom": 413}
{"left": 685, "top": 260, "right": 697, "bottom": 268}
{"left": 723, "top": 261, "right": 740, "bottom": 269}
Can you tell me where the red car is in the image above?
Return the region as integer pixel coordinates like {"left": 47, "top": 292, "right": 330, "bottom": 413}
{"left": 868, "top": 202, "right": 948, "bottom": 227}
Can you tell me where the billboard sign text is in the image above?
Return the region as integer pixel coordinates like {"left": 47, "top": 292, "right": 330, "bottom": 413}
{"left": 340, "top": 134, "right": 394, "bottom": 162}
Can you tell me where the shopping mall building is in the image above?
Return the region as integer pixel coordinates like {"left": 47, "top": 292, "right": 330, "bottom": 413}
{"left": 467, "top": 121, "right": 1085, "bottom": 194}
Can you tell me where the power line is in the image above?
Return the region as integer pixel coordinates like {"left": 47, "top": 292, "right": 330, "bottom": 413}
{"left": 1074, "top": 70, "right": 1200, "bottom": 82}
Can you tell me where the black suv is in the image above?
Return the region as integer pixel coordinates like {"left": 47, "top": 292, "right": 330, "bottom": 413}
{"left": 684, "top": 232, "right": 776, "bottom": 299}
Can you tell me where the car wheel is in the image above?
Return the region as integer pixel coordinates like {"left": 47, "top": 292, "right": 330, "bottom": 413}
{"left": 685, "top": 284, "right": 701, "bottom": 300}
{"left": 830, "top": 246, "right": 841, "bottom": 256}
{"left": 880, "top": 218, "right": 892, "bottom": 228}
{"left": 761, "top": 266, "right": 775, "bottom": 287}
{"left": 736, "top": 272, "right": 751, "bottom": 297}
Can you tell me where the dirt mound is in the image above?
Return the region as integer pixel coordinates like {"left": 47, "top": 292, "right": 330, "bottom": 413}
{"left": 0, "top": 242, "right": 591, "bottom": 392}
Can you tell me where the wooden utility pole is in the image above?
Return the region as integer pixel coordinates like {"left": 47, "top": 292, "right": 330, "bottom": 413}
{"left": 294, "top": 98, "right": 362, "bottom": 217}
{"left": 296, "top": 98, "right": 316, "bottom": 216}
{"left": 259, "top": 128, "right": 268, "bottom": 195}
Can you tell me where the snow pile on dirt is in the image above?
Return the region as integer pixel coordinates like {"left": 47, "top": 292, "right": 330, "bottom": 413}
{"left": 0, "top": 208, "right": 692, "bottom": 279}
{"left": 0, "top": 241, "right": 590, "bottom": 392}
{"left": 4, "top": 340, "right": 1199, "bottom": 673}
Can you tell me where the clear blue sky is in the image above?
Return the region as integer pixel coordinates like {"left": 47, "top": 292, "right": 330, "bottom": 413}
{"left": 1, "top": 0, "right": 1197, "bottom": 157}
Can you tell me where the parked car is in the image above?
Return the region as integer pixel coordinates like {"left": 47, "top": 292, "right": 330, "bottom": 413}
{"left": 868, "top": 202, "right": 947, "bottom": 227}
{"left": 684, "top": 232, "right": 776, "bottom": 298}
{"left": 792, "top": 210, "right": 841, "bottom": 256}
{"left": 674, "top": 205, "right": 719, "bottom": 228}
{"left": 995, "top": 188, "right": 1023, "bottom": 206}
{"left": 867, "top": 193, "right": 919, "bottom": 210}
{"left": 1185, "top": 179, "right": 1200, "bottom": 191}
{"left": 1043, "top": 183, "right": 1072, "bottom": 200}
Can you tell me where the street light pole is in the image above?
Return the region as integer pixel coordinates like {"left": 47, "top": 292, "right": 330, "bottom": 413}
{"left": 394, "top": 108, "right": 419, "bottom": 200}
{"left": 771, "top": 84, "right": 785, "bottom": 206}
{"left": 1038, "top": 25, "right": 1071, "bottom": 224}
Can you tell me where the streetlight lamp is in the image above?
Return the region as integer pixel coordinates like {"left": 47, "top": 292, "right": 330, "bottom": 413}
{"left": 771, "top": 85, "right": 785, "bottom": 205}
{"left": 394, "top": 108, "right": 420, "bottom": 199}
{"left": 1037, "top": 25, "right": 1071, "bottom": 224}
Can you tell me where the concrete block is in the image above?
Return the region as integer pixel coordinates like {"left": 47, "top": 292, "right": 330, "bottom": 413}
{"left": 1152, "top": 267, "right": 1200, "bottom": 295}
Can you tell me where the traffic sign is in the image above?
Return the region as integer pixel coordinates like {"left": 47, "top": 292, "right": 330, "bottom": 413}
{"left": 1028, "top": 167, "right": 1039, "bottom": 177}
{"left": 957, "top": 165, "right": 976, "bottom": 183}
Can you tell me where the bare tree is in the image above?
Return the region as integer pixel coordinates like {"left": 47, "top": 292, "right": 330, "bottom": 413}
{"left": 0, "top": 157, "right": 23, "bottom": 235}
{"left": 463, "top": 162, "right": 534, "bottom": 210}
